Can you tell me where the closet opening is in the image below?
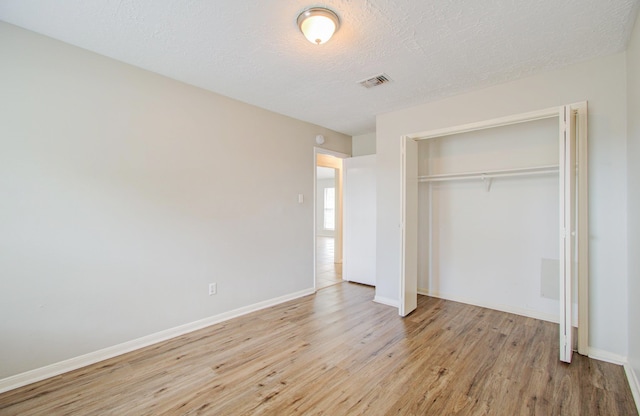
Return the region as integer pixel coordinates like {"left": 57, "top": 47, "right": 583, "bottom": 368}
{"left": 400, "top": 104, "right": 588, "bottom": 363}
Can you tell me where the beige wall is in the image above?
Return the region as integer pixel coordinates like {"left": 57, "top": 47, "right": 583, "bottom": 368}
{"left": 627, "top": 8, "right": 640, "bottom": 390}
{"left": 352, "top": 132, "right": 376, "bottom": 156}
{"left": 0, "top": 22, "right": 351, "bottom": 379}
{"left": 377, "top": 52, "right": 628, "bottom": 358}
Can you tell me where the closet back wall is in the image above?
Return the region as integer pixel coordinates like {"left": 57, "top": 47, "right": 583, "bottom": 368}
{"left": 418, "top": 118, "right": 561, "bottom": 321}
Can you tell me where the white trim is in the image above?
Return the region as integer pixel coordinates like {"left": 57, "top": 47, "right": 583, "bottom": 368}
{"left": 407, "top": 106, "right": 560, "bottom": 141}
{"left": 313, "top": 149, "right": 317, "bottom": 291}
{"left": 399, "top": 135, "right": 407, "bottom": 316}
{"left": 587, "top": 348, "right": 627, "bottom": 365}
{"left": 624, "top": 364, "right": 640, "bottom": 413}
{"left": 374, "top": 296, "right": 399, "bottom": 308}
{"left": 0, "top": 288, "right": 315, "bottom": 394}
{"left": 418, "top": 289, "right": 559, "bottom": 324}
{"left": 314, "top": 147, "right": 350, "bottom": 159}
{"left": 573, "top": 102, "right": 589, "bottom": 356}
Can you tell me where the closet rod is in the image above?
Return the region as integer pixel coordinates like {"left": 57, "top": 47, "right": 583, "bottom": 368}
{"left": 418, "top": 164, "right": 559, "bottom": 183}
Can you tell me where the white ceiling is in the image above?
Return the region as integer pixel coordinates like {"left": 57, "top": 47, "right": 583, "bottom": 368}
{"left": 1, "top": 0, "right": 638, "bottom": 136}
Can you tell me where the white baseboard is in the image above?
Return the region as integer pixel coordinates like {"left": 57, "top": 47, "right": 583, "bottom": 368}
{"left": 374, "top": 295, "right": 399, "bottom": 308}
{"left": 587, "top": 348, "right": 627, "bottom": 365}
{"left": 0, "top": 287, "right": 315, "bottom": 394}
{"left": 624, "top": 363, "right": 640, "bottom": 413}
{"left": 418, "top": 289, "right": 559, "bottom": 324}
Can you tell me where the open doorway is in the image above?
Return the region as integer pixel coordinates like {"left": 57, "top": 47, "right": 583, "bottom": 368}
{"left": 315, "top": 150, "right": 347, "bottom": 290}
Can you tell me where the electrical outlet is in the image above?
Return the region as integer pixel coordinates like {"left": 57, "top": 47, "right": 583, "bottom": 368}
{"left": 208, "top": 283, "right": 217, "bottom": 295}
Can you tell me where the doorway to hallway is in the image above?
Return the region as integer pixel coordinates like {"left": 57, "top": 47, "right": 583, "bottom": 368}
{"left": 314, "top": 149, "right": 348, "bottom": 290}
{"left": 316, "top": 236, "right": 342, "bottom": 289}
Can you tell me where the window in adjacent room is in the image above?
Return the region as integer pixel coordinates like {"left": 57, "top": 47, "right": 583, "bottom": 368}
{"left": 323, "top": 187, "right": 336, "bottom": 230}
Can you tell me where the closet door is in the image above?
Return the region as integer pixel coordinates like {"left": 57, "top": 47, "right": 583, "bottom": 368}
{"left": 400, "top": 137, "right": 418, "bottom": 316}
{"left": 559, "top": 106, "right": 576, "bottom": 363}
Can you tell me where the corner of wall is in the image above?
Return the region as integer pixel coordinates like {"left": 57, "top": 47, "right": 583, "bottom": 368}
{"left": 625, "top": 363, "right": 640, "bottom": 414}
{"left": 352, "top": 132, "right": 377, "bottom": 156}
{"left": 626, "top": 7, "right": 640, "bottom": 414}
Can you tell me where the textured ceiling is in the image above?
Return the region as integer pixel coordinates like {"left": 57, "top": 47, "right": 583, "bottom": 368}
{"left": 1, "top": 0, "right": 639, "bottom": 136}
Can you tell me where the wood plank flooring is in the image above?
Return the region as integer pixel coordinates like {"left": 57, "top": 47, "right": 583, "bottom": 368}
{"left": 0, "top": 283, "right": 636, "bottom": 415}
{"left": 315, "top": 236, "right": 342, "bottom": 290}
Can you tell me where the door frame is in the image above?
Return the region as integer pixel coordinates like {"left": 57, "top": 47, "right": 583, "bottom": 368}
{"left": 399, "top": 103, "right": 588, "bottom": 358}
{"left": 314, "top": 147, "right": 349, "bottom": 291}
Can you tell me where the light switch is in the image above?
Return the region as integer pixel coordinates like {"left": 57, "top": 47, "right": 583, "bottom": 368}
{"left": 298, "top": 194, "right": 304, "bottom": 204}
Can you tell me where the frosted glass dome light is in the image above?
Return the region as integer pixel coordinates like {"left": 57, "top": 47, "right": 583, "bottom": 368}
{"left": 297, "top": 7, "right": 340, "bottom": 45}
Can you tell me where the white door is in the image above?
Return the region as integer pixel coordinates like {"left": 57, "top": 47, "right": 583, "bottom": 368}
{"left": 400, "top": 137, "right": 418, "bottom": 316}
{"left": 559, "top": 105, "right": 577, "bottom": 363}
{"left": 343, "top": 155, "right": 376, "bottom": 286}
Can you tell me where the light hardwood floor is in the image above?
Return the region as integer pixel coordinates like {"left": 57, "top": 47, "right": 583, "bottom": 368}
{"left": 0, "top": 283, "right": 637, "bottom": 415}
{"left": 315, "top": 236, "right": 342, "bottom": 290}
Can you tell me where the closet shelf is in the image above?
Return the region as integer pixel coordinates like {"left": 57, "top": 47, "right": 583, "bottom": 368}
{"left": 418, "top": 164, "right": 559, "bottom": 183}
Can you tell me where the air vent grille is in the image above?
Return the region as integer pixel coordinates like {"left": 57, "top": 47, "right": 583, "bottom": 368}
{"left": 358, "top": 73, "right": 391, "bottom": 89}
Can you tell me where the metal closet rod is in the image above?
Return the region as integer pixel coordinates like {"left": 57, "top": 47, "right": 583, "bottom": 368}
{"left": 417, "top": 164, "right": 560, "bottom": 183}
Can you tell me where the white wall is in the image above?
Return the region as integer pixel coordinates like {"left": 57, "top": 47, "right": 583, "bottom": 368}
{"left": 417, "top": 118, "right": 560, "bottom": 321}
{"left": 0, "top": 22, "right": 351, "bottom": 379}
{"left": 352, "top": 132, "right": 376, "bottom": 156}
{"left": 316, "top": 178, "right": 336, "bottom": 237}
{"left": 377, "top": 52, "right": 628, "bottom": 358}
{"left": 627, "top": 8, "right": 640, "bottom": 392}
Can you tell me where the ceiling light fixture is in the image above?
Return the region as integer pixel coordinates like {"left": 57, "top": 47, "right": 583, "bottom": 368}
{"left": 297, "top": 7, "right": 340, "bottom": 45}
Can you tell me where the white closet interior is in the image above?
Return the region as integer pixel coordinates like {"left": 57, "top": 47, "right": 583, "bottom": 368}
{"left": 417, "top": 117, "right": 564, "bottom": 322}
{"left": 401, "top": 103, "right": 588, "bottom": 363}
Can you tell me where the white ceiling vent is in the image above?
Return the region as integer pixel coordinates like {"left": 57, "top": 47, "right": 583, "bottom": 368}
{"left": 358, "top": 73, "right": 391, "bottom": 89}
